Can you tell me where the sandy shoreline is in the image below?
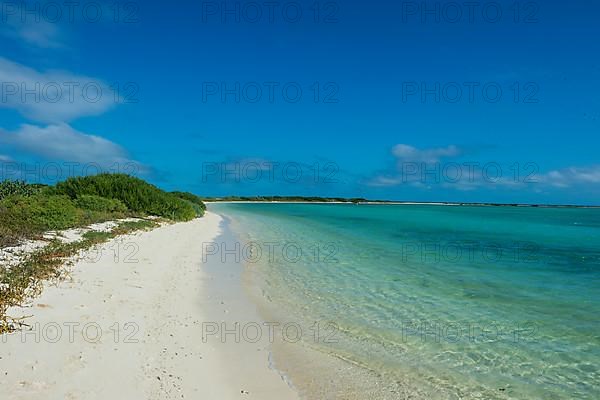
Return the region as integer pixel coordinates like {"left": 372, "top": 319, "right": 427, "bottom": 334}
{"left": 0, "top": 212, "right": 299, "bottom": 399}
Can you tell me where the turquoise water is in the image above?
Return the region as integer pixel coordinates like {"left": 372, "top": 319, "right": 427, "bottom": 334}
{"left": 211, "top": 203, "right": 600, "bottom": 399}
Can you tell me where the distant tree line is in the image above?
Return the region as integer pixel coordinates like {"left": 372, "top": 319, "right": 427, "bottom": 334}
{"left": 201, "top": 196, "right": 370, "bottom": 204}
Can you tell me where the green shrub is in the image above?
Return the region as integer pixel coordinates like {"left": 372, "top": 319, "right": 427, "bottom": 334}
{"left": 171, "top": 191, "right": 206, "bottom": 216}
{"left": 0, "top": 180, "right": 36, "bottom": 200}
{"left": 113, "top": 219, "right": 158, "bottom": 234}
{"left": 75, "top": 195, "right": 128, "bottom": 213}
{"left": 177, "top": 199, "right": 203, "bottom": 216}
{"left": 0, "top": 194, "right": 81, "bottom": 234}
{"left": 0, "top": 174, "right": 203, "bottom": 249}
{"left": 56, "top": 174, "right": 196, "bottom": 221}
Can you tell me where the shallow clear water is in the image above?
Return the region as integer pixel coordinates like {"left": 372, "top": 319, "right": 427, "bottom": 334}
{"left": 210, "top": 203, "right": 600, "bottom": 399}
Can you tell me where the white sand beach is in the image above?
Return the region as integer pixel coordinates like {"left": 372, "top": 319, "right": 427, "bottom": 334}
{"left": 0, "top": 212, "right": 299, "bottom": 400}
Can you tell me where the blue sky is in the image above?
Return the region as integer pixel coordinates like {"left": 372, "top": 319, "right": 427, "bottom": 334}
{"left": 1, "top": 0, "right": 599, "bottom": 204}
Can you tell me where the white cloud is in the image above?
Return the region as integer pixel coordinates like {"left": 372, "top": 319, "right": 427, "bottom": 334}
{"left": 368, "top": 175, "right": 404, "bottom": 187}
{"left": 392, "top": 144, "right": 461, "bottom": 163}
{"left": 17, "top": 21, "right": 63, "bottom": 48}
{"left": 367, "top": 144, "right": 600, "bottom": 192}
{"left": 0, "top": 154, "right": 13, "bottom": 162}
{"left": 1, "top": 2, "right": 64, "bottom": 48}
{"left": 0, "top": 123, "right": 138, "bottom": 168}
{"left": 540, "top": 166, "right": 600, "bottom": 188}
{"left": 368, "top": 144, "right": 464, "bottom": 187}
{"left": 0, "top": 57, "right": 118, "bottom": 123}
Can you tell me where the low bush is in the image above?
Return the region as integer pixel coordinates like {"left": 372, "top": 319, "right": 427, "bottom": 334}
{"left": 0, "top": 174, "right": 204, "bottom": 249}
{"left": 171, "top": 191, "right": 206, "bottom": 216}
{"left": 0, "top": 194, "right": 81, "bottom": 234}
{"left": 0, "top": 181, "right": 36, "bottom": 200}
{"left": 56, "top": 174, "right": 197, "bottom": 221}
{"left": 75, "top": 195, "right": 128, "bottom": 213}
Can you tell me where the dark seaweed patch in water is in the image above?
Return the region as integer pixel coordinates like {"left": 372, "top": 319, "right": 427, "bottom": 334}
{"left": 528, "top": 245, "right": 600, "bottom": 274}
{"left": 343, "top": 217, "right": 372, "bottom": 222}
{"left": 390, "top": 231, "right": 413, "bottom": 239}
{"left": 462, "top": 289, "right": 493, "bottom": 299}
{"left": 287, "top": 212, "right": 312, "bottom": 218}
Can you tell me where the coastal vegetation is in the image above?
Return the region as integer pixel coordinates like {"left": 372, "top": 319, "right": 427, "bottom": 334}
{"left": 171, "top": 191, "right": 207, "bottom": 216}
{"left": 0, "top": 218, "right": 158, "bottom": 333}
{"left": 0, "top": 174, "right": 205, "bottom": 248}
{"left": 201, "top": 195, "right": 370, "bottom": 203}
{"left": 55, "top": 174, "right": 200, "bottom": 221}
{"left": 0, "top": 174, "right": 206, "bottom": 332}
{"left": 202, "top": 196, "right": 599, "bottom": 208}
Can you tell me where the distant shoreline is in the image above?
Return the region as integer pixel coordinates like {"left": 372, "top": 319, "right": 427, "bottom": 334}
{"left": 203, "top": 199, "right": 600, "bottom": 209}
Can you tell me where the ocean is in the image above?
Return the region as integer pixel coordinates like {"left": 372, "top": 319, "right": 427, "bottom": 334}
{"left": 210, "top": 203, "right": 600, "bottom": 399}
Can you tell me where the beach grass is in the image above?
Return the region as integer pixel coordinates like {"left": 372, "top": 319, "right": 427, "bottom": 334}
{"left": 0, "top": 174, "right": 205, "bottom": 247}
{"left": 0, "top": 173, "right": 205, "bottom": 333}
{"left": 0, "top": 218, "right": 159, "bottom": 333}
